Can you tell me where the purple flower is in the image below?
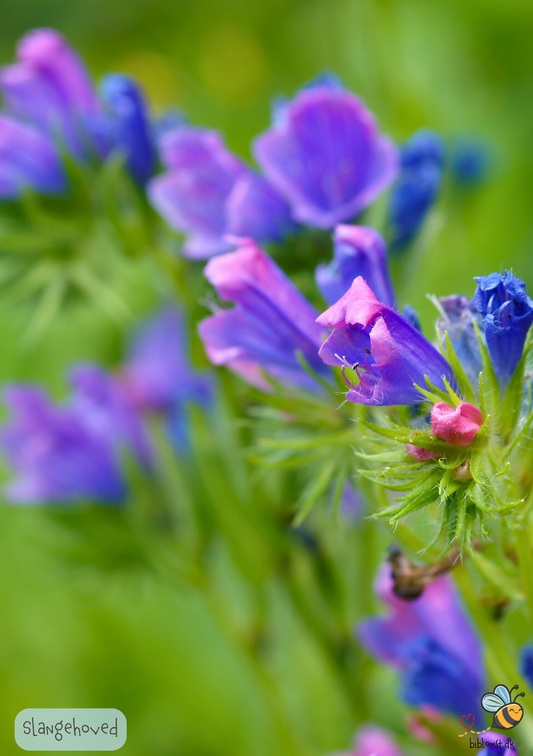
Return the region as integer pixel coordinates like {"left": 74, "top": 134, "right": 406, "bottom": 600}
{"left": 0, "top": 114, "right": 65, "bottom": 197}
{"left": 0, "top": 386, "right": 126, "bottom": 504}
{"left": 0, "top": 28, "right": 157, "bottom": 187}
{"left": 317, "top": 277, "right": 456, "bottom": 405}
{"left": 123, "top": 305, "right": 212, "bottom": 411}
{"left": 473, "top": 271, "right": 533, "bottom": 392}
{"left": 0, "top": 28, "right": 101, "bottom": 157}
{"left": 253, "top": 81, "right": 399, "bottom": 228}
{"left": 198, "top": 239, "right": 331, "bottom": 390}
{"left": 100, "top": 74, "right": 156, "bottom": 185}
{"left": 436, "top": 295, "right": 482, "bottom": 387}
{"left": 329, "top": 726, "right": 403, "bottom": 756}
{"left": 122, "top": 305, "right": 213, "bottom": 452}
{"left": 316, "top": 225, "right": 395, "bottom": 307}
{"left": 147, "top": 127, "right": 294, "bottom": 259}
{"left": 388, "top": 130, "right": 444, "bottom": 250}
{"left": 69, "top": 363, "right": 153, "bottom": 469}
{"left": 357, "top": 564, "right": 485, "bottom": 719}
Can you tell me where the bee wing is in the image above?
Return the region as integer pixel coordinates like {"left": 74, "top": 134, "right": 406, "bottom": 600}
{"left": 494, "top": 685, "right": 511, "bottom": 704}
{"left": 482, "top": 693, "right": 505, "bottom": 712}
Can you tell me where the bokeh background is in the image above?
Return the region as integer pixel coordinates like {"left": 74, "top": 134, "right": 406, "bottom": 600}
{"left": 1, "top": 1, "right": 533, "bottom": 754}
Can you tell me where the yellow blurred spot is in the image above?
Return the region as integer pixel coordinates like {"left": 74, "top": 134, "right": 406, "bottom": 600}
{"left": 199, "top": 23, "right": 268, "bottom": 101}
{"left": 114, "top": 50, "right": 179, "bottom": 110}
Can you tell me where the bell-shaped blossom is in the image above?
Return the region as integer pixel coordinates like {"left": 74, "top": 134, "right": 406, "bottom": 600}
{"left": 0, "top": 114, "right": 65, "bottom": 197}
{"left": 437, "top": 295, "right": 482, "bottom": 388}
{"left": 198, "top": 239, "right": 331, "bottom": 390}
{"left": 147, "top": 127, "right": 294, "bottom": 259}
{"left": 474, "top": 271, "right": 533, "bottom": 392}
{"left": 0, "top": 28, "right": 156, "bottom": 187}
{"left": 388, "top": 130, "right": 444, "bottom": 250}
{"left": 69, "top": 363, "right": 153, "bottom": 469}
{"left": 329, "top": 726, "right": 403, "bottom": 756}
{"left": 0, "top": 386, "right": 126, "bottom": 504}
{"left": 317, "top": 277, "right": 456, "bottom": 405}
{"left": 253, "top": 79, "right": 399, "bottom": 229}
{"left": 316, "top": 225, "right": 395, "bottom": 307}
{"left": 99, "top": 74, "right": 156, "bottom": 185}
{"left": 431, "top": 402, "right": 484, "bottom": 447}
{"left": 357, "top": 563, "right": 485, "bottom": 719}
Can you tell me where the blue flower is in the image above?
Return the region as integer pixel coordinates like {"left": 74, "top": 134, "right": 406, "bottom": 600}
{"left": 357, "top": 564, "right": 485, "bottom": 719}
{"left": 451, "top": 137, "right": 491, "bottom": 184}
{"left": 437, "top": 295, "right": 483, "bottom": 387}
{"left": 315, "top": 225, "right": 395, "bottom": 308}
{"left": 388, "top": 129, "right": 445, "bottom": 250}
{"left": 473, "top": 271, "right": 533, "bottom": 392}
{"left": 100, "top": 74, "right": 156, "bottom": 185}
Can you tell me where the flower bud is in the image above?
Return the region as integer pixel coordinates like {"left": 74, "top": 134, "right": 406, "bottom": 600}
{"left": 406, "top": 444, "right": 439, "bottom": 462}
{"left": 431, "top": 402, "right": 484, "bottom": 447}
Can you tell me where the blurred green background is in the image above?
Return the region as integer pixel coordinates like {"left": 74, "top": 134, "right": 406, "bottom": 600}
{"left": 1, "top": 1, "right": 533, "bottom": 754}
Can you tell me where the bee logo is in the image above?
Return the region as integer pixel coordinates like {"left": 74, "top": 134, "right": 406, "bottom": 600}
{"left": 481, "top": 684, "right": 525, "bottom": 730}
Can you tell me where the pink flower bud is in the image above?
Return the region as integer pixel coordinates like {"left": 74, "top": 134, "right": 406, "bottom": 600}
{"left": 431, "top": 402, "right": 484, "bottom": 447}
{"left": 406, "top": 444, "right": 439, "bottom": 461}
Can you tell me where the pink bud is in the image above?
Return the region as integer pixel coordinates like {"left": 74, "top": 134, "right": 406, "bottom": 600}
{"left": 431, "top": 402, "right": 484, "bottom": 447}
{"left": 406, "top": 444, "right": 439, "bottom": 462}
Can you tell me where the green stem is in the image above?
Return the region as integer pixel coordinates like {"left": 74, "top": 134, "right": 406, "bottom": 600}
{"left": 515, "top": 522, "right": 533, "bottom": 634}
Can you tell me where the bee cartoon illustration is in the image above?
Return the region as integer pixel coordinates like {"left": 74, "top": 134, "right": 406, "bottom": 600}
{"left": 481, "top": 684, "right": 525, "bottom": 730}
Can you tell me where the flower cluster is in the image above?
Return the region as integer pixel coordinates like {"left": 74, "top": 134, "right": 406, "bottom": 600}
{"left": 0, "top": 28, "right": 156, "bottom": 197}
{"left": 0, "top": 306, "right": 210, "bottom": 503}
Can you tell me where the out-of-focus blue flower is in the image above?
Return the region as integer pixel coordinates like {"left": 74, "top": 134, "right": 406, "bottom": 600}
{"left": 198, "top": 238, "right": 331, "bottom": 391}
{"left": 69, "top": 363, "right": 153, "bottom": 469}
{"left": 0, "top": 385, "right": 126, "bottom": 504}
{"left": 315, "top": 225, "right": 395, "bottom": 308}
{"left": 474, "top": 271, "right": 533, "bottom": 392}
{"left": 399, "top": 129, "right": 445, "bottom": 171}
{"left": 317, "top": 277, "right": 455, "bottom": 405}
{"left": 451, "top": 137, "right": 491, "bottom": 184}
{"left": 253, "top": 79, "right": 399, "bottom": 229}
{"left": 100, "top": 74, "right": 156, "bottom": 185}
{"left": 0, "top": 114, "right": 66, "bottom": 197}
{"left": 520, "top": 643, "right": 533, "bottom": 690}
{"left": 401, "top": 304, "right": 422, "bottom": 332}
{"left": 123, "top": 305, "right": 212, "bottom": 452}
{"left": 0, "top": 28, "right": 157, "bottom": 189}
{"left": 147, "top": 127, "right": 294, "bottom": 259}
{"left": 328, "top": 725, "right": 403, "bottom": 756}
{"left": 388, "top": 129, "right": 444, "bottom": 250}
{"left": 437, "top": 295, "right": 482, "bottom": 387}
{"left": 357, "top": 564, "right": 485, "bottom": 719}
